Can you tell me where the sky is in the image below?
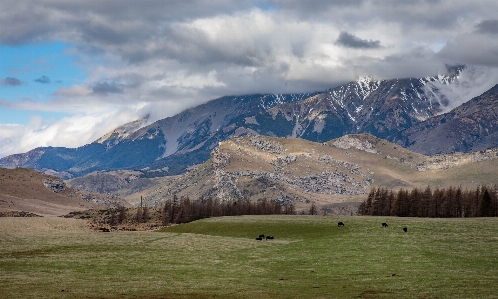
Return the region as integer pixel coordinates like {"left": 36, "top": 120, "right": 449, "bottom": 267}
{"left": 1, "top": 0, "right": 498, "bottom": 158}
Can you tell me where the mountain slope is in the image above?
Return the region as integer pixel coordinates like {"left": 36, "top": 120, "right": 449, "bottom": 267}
{"left": 0, "top": 168, "right": 127, "bottom": 216}
{"left": 252, "top": 76, "right": 453, "bottom": 143}
{"left": 398, "top": 84, "right": 498, "bottom": 154}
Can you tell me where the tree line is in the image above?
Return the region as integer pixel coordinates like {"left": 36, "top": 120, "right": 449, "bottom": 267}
{"left": 160, "top": 195, "right": 297, "bottom": 225}
{"left": 104, "top": 195, "right": 299, "bottom": 227}
{"left": 358, "top": 185, "right": 498, "bottom": 217}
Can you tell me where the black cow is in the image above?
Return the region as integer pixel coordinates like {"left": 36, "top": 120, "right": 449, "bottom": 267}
{"left": 403, "top": 227, "right": 408, "bottom": 232}
{"left": 255, "top": 237, "right": 263, "bottom": 241}
{"left": 338, "top": 222, "right": 345, "bottom": 227}
{"left": 258, "top": 234, "right": 265, "bottom": 239}
{"left": 266, "top": 236, "right": 274, "bottom": 240}
{"left": 382, "top": 222, "right": 388, "bottom": 227}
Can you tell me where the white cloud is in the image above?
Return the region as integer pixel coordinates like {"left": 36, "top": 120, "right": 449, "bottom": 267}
{"left": 0, "top": 105, "right": 152, "bottom": 158}
{"left": 432, "top": 66, "right": 498, "bottom": 112}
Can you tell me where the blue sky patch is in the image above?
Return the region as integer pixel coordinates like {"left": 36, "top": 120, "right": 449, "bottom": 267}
{"left": 0, "top": 41, "right": 86, "bottom": 125}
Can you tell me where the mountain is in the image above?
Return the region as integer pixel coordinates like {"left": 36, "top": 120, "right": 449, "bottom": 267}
{"left": 395, "top": 84, "right": 498, "bottom": 155}
{"left": 246, "top": 75, "right": 453, "bottom": 142}
{"left": 0, "top": 93, "right": 317, "bottom": 178}
{"left": 3, "top": 71, "right": 496, "bottom": 179}
{"left": 119, "top": 134, "right": 498, "bottom": 213}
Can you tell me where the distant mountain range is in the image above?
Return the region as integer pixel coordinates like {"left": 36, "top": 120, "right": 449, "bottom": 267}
{"left": 1, "top": 71, "right": 498, "bottom": 179}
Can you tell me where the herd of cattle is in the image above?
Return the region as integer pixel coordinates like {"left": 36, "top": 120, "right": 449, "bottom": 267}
{"left": 341, "top": 221, "right": 408, "bottom": 232}
{"left": 255, "top": 234, "right": 274, "bottom": 241}
{"left": 255, "top": 222, "right": 408, "bottom": 240}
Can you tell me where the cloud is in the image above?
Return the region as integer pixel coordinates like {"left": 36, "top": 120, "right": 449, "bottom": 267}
{"left": 438, "top": 33, "right": 498, "bottom": 67}
{"left": 335, "top": 31, "right": 381, "bottom": 49}
{"left": 34, "top": 75, "right": 50, "bottom": 84}
{"left": 0, "top": 77, "right": 22, "bottom": 86}
{"left": 431, "top": 66, "right": 498, "bottom": 112}
{"left": 475, "top": 19, "right": 498, "bottom": 34}
{"left": 92, "top": 82, "right": 124, "bottom": 95}
{"left": 0, "top": 105, "right": 151, "bottom": 158}
{"left": 54, "top": 84, "right": 92, "bottom": 97}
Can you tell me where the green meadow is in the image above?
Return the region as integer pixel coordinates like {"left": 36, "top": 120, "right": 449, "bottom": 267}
{"left": 1, "top": 216, "right": 498, "bottom": 299}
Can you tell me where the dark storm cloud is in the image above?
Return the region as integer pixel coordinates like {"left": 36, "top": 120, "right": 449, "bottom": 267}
{"left": 0, "top": 0, "right": 256, "bottom": 45}
{"left": 0, "top": 77, "right": 22, "bottom": 86}
{"left": 34, "top": 75, "right": 50, "bottom": 84}
{"left": 335, "top": 31, "right": 381, "bottom": 49}
{"left": 92, "top": 82, "right": 124, "bottom": 95}
{"left": 438, "top": 33, "right": 498, "bottom": 67}
{"left": 475, "top": 19, "right": 498, "bottom": 34}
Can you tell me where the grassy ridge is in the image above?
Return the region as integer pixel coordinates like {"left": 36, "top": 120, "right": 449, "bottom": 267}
{"left": 1, "top": 216, "right": 498, "bottom": 298}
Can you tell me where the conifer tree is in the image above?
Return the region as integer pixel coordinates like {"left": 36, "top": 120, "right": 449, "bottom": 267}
{"left": 481, "top": 189, "right": 493, "bottom": 217}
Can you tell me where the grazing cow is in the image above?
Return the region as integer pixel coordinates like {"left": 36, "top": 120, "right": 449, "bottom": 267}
{"left": 403, "top": 227, "right": 407, "bottom": 232}
{"left": 338, "top": 222, "right": 345, "bottom": 227}
{"left": 255, "top": 237, "right": 263, "bottom": 241}
{"left": 258, "top": 234, "right": 265, "bottom": 239}
{"left": 266, "top": 236, "right": 274, "bottom": 240}
{"left": 99, "top": 227, "right": 110, "bottom": 232}
{"left": 382, "top": 222, "right": 388, "bottom": 227}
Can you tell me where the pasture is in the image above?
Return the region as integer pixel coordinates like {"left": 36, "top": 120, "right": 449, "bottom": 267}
{"left": 1, "top": 216, "right": 497, "bottom": 299}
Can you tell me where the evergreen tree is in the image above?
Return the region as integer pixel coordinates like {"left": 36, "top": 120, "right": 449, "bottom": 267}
{"left": 309, "top": 202, "right": 317, "bottom": 215}
{"left": 481, "top": 189, "right": 493, "bottom": 217}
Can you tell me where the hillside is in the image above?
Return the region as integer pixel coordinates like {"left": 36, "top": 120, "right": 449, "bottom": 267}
{"left": 0, "top": 168, "right": 128, "bottom": 216}
{"left": 398, "top": 84, "right": 498, "bottom": 154}
{"left": 121, "top": 134, "right": 498, "bottom": 213}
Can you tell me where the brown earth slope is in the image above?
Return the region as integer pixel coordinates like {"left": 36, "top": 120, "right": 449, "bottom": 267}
{"left": 0, "top": 168, "right": 128, "bottom": 216}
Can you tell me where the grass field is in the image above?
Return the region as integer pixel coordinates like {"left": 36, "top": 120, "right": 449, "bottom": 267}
{"left": 1, "top": 216, "right": 498, "bottom": 299}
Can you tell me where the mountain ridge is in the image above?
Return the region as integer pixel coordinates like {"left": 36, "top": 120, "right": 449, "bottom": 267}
{"left": 2, "top": 71, "right": 497, "bottom": 179}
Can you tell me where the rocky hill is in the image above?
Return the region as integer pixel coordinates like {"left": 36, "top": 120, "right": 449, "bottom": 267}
{"left": 120, "top": 134, "right": 498, "bottom": 213}
{"left": 0, "top": 168, "right": 128, "bottom": 216}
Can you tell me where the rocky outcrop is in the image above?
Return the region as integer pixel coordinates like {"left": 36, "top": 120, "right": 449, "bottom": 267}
{"left": 416, "top": 147, "right": 498, "bottom": 171}
{"left": 211, "top": 147, "right": 243, "bottom": 201}
{"left": 250, "top": 136, "right": 284, "bottom": 154}
{"left": 42, "top": 179, "right": 66, "bottom": 193}
{"left": 330, "top": 135, "right": 378, "bottom": 154}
